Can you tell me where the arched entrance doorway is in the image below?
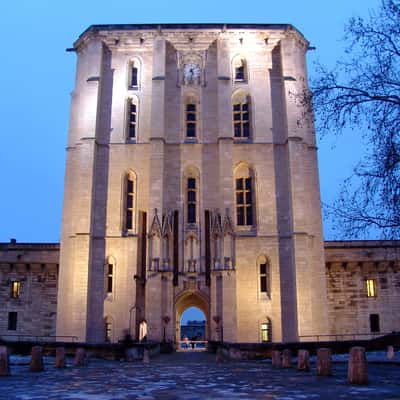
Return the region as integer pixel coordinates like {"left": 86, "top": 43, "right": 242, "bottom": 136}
{"left": 175, "top": 291, "right": 209, "bottom": 350}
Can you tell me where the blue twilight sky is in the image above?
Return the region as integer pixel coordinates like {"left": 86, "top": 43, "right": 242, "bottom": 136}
{"left": 0, "top": 0, "right": 380, "bottom": 243}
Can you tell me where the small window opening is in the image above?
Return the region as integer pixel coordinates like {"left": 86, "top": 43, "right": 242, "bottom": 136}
{"left": 366, "top": 279, "right": 377, "bottom": 297}
{"left": 261, "top": 320, "right": 272, "bottom": 342}
{"left": 8, "top": 312, "right": 17, "bottom": 331}
{"left": 107, "top": 264, "right": 113, "bottom": 294}
{"left": 235, "top": 65, "right": 244, "bottom": 80}
{"left": 370, "top": 314, "right": 380, "bottom": 333}
{"left": 10, "top": 281, "right": 20, "bottom": 298}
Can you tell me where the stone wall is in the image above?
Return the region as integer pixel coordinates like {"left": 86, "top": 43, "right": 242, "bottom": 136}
{"left": 324, "top": 241, "right": 400, "bottom": 339}
{"left": 1, "top": 239, "right": 400, "bottom": 342}
{"left": 0, "top": 242, "right": 59, "bottom": 340}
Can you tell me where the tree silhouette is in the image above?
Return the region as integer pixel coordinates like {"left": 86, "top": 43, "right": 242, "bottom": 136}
{"left": 311, "top": 0, "right": 400, "bottom": 238}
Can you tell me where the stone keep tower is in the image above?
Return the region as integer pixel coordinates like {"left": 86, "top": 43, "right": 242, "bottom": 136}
{"left": 57, "top": 24, "right": 328, "bottom": 344}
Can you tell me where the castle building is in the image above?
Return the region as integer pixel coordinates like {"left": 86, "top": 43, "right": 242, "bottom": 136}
{"left": 0, "top": 24, "right": 399, "bottom": 345}
{"left": 56, "top": 23, "right": 327, "bottom": 344}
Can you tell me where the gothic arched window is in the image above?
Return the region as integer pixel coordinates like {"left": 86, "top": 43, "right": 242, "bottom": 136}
{"left": 105, "top": 256, "right": 116, "bottom": 297}
{"left": 234, "top": 163, "right": 255, "bottom": 227}
{"left": 261, "top": 318, "right": 272, "bottom": 342}
{"left": 232, "top": 91, "right": 251, "bottom": 139}
{"left": 232, "top": 55, "right": 248, "bottom": 82}
{"left": 104, "top": 316, "right": 113, "bottom": 342}
{"left": 107, "top": 262, "right": 113, "bottom": 294}
{"left": 128, "top": 58, "right": 141, "bottom": 89}
{"left": 257, "top": 255, "right": 271, "bottom": 297}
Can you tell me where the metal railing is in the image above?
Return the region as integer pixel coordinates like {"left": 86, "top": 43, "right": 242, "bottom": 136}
{"left": 299, "top": 332, "right": 393, "bottom": 342}
{"left": 0, "top": 334, "right": 78, "bottom": 343}
{"left": 177, "top": 340, "right": 208, "bottom": 351}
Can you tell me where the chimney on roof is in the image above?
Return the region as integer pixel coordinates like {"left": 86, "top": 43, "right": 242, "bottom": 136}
{"left": 10, "top": 238, "right": 16, "bottom": 244}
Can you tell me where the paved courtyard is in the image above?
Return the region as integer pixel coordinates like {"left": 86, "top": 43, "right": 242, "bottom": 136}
{"left": 1, "top": 352, "right": 400, "bottom": 399}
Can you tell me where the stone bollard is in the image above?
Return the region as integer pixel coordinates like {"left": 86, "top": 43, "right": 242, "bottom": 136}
{"left": 271, "top": 350, "right": 282, "bottom": 368}
{"left": 0, "top": 346, "right": 10, "bottom": 376}
{"left": 282, "top": 349, "right": 292, "bottom": 368}
{"left": 387, "top": 345, "right": 395, "bottom": 360}
{"left": 215, "top": 348, "right": 224, "bottom": 363}
{"left": 297, "top": 349, "right": 310, "bottom": 371}
{"left": 229, "top": 347, "right": 242, "bottom": 361}
{"left": 73, "top": 348, "right": 86, "bottom": 366}
{"left": 347, "top": 347, "right": 368, "bottom": 385}
{"left": 317, "top": 348, "right": 332, "bottom": 376}
{"left": 125, "top": 347, "right": 140, "bottom": 362}
{"left": 143, "top": 348, "right": 150, "bottom": 364}
{"left": 30, "top": 346, "right": 44, "bottom": 372}
{"left": 55, "top": 347, "right": 66, "bottom": 368}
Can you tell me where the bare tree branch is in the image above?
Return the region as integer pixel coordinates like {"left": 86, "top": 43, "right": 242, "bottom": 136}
{"left": 309, "top": 0, "right": 400, "bottom": 239}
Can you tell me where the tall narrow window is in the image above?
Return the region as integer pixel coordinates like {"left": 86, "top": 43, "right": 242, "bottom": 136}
{"left": 131, "top": 66, "right": 138, "bottom": 87}
{"left": 128, "top": 58, "right": 141, "bottom": 89}
{"left": 184, "top": 167, "right": 200, "bottom": 227}
{"left": 8, "top": 312, "right": 17, "bottom": 331}
{"left": 186, "top": 104, "right": 197, "bottom": 138}
{"left": 126, "top": 174, "right": 135, "bottom": 231}
{"left": 235, "top": 177, "right": 253, "bottom": 226}
{"left": 233, "top": 101, "right": 250, "bottom": 138}
{"left": 107, "top": 264, "right": 113, "bottom": 294}
{"left": 127, "top": 98, "right": 138, "bottom": 140}
{"left": 366, "top": 279, "right": 377, "bottom": 297}
{"left": 105, "top": 318, "right": 112, "bottom": 342}
{"left": 261, "top": 319, "right": 272, "bottom": 342}
{"left": 370, "top": 314, "right": 380, "bottom": 333}
{"left": 187, "top": 178, "right": 196, "bottom": 223}
{"left": 260, "top": 263, "right": 269, "bottom": 294}
{"left": 257, "top": 255, "right": 270, "bottom": 297}
{"left": 10, "top": 281, "right": 20, "bottom": 298}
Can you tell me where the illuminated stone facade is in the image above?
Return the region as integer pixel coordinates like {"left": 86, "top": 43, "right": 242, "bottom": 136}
{"left": 2, "top": 25, "right": 398, "bottom": 345}
{"left": 55, "top": 23, "right": 328, "bottom": 344}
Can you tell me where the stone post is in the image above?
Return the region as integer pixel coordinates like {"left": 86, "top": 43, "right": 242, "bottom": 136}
{"left": 0, "top": 346, "right": 10, "bottom": 376}
{"left": 282, "top": 349, "right": 292, "bottom": 368}
{"left": 347, "top": 347, "right": 368, "bottom": 385}
{"left": 215, "top": 348, "right": 224, "bottom": 363}
{"left": 30, "top": 346, "right": 44, "bottom": 372}
{"left": 387, "top": 346, "right": 395, "bottom": 360}
{"left": 229, "top": 347, "right": 242, "bottom": 361}
{"left": 297, "top": 349, "right": 310, "bottom": 371}
{"left": 143, "top": 348, "right": 150, "bottom": 364}
{"left": 271, "top": 350, "right": 282, "bottom": 368}
{"left": 73, "top": 348, "right": 86, "bottom": 366}
{"left": 317, "top": 348, "right": 332, "bottom": 376}
{"left": 55, "top": 347, "right": 66, "bottom": 368}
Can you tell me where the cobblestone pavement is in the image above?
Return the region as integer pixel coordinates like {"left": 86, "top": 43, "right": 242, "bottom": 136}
{"left": 1, "top": 352, "right": 400, "bottom": 400}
